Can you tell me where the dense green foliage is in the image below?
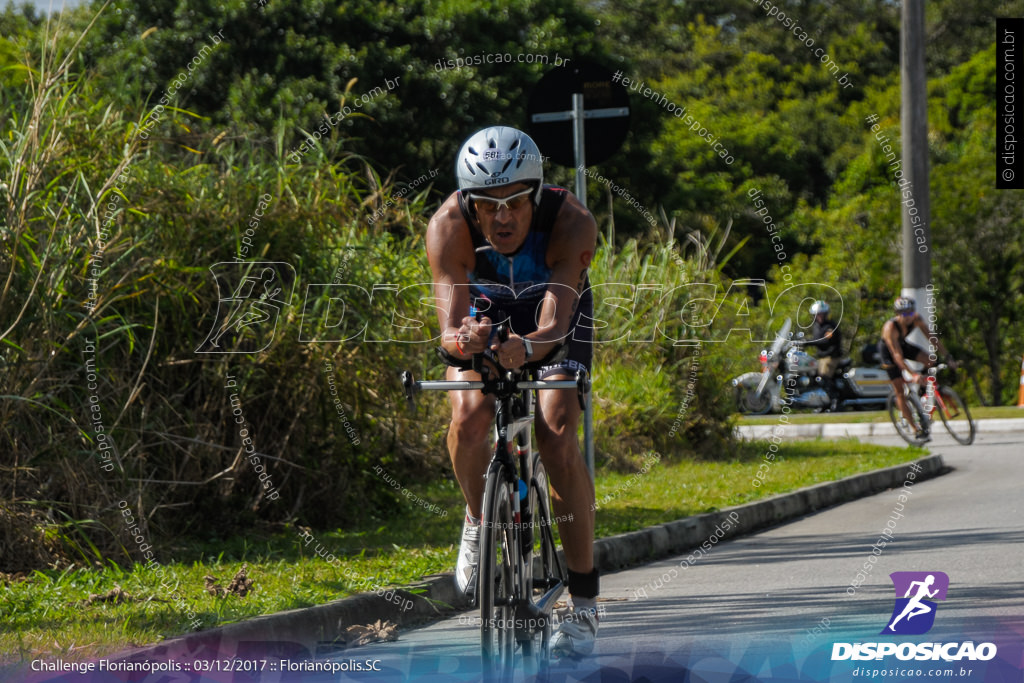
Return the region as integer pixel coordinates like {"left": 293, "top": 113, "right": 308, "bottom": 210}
{"left": 1, "top": 0, "right": 1021, "bottom": 576}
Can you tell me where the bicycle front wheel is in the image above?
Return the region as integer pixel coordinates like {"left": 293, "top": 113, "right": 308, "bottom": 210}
{"left": 937, "top": 387, "right": 975, "bottom": 445}
{"left": 888, "top": 391, "right": 928, "bottom": 446}
{"left": 522, "top": 453, "right": 566, "bottom": 672}
{"left": 479, "top": 463, "right": 518, "bottom": 679}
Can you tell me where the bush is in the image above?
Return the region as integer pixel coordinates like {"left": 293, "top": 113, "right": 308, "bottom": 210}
{"left": 0, "top": 16, "right": 738, "bottom": 571}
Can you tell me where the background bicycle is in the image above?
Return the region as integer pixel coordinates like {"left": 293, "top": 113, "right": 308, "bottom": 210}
{"left": 888, "top": 363, "right": 975, "bottom": 446}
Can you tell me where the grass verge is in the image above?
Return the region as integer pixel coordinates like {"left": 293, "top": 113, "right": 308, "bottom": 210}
{"left": 2, "top": 439, "right": 925, "bottom": 663}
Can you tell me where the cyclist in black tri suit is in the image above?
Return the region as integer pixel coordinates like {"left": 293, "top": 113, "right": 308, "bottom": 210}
{"left": 425, "top": 126, "right": 599, "bottom": 657}
{"left": 879, "top": 296, "right": 956, "bottom": 442}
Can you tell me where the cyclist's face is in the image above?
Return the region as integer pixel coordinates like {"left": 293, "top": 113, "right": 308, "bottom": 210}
{"left": 471, "top": 183, "right": 534, "bottom": 254}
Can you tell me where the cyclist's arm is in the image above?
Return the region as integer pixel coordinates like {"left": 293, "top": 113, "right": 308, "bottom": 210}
{"left": 426, "top": 194, "right": 489, "bottom": 358}
{"left": 523, "top": 193, "right": 597, "bottom": 359}
{"left": 911, "top": 315, "right": 952, "bottom": 361}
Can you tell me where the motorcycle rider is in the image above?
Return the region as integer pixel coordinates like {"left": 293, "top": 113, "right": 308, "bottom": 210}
{"left": 808, "top": 300, "right": 843, "bottom": 409}
{"left": 878, "top": 296, "right": 956, "bottom": 441}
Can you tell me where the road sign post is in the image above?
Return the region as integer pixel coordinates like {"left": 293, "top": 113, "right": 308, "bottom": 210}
{"left": 527, "top": 61, "right": 631, "bottom": 209}
{"left": 572, "top": 93, "right": 585, "bottom": 202}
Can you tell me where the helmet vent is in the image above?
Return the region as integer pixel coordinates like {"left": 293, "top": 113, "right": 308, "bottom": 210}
{"left": 455, "top": 126, "right": 543, "bottom": 198}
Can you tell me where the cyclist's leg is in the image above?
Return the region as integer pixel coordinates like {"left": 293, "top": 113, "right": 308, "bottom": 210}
{"left": 446, "top": 365, "right": 495, "bottom": 520}
{"left": 906, "top": 346, "right": 934, "bottom": 431}
{"left": 890, "top": 377, "right": 916, "bottom": 426}
{"left": 535, "top": 371, "right": 599, "bottom": 655}
{"left": 533, "top": 370, "right": 594, "bottom": 576}
{"left": 882, "top": 359, "right": 916, "bottom": 426}
{"left": 882, "top": 339, "right": 926, "bottom": 427}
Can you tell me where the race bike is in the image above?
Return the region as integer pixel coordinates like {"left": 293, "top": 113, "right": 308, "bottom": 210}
{"left": 733, "top": 319, "right": 893, "bottom": 414}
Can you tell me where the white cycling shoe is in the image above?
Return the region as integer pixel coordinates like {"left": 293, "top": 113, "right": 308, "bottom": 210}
{"left": 551, "top": 606, "right": 599, "bottom": 658}
{"left": 455, "top": 511, "right": 480, "bottom": 598}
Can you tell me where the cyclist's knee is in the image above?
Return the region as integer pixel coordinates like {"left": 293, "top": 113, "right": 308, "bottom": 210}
{"left": 535, "top": 416, "right": 579, "bottom": 456}
{"left": 449, "top": 398, "right": 493, "bottom": 444}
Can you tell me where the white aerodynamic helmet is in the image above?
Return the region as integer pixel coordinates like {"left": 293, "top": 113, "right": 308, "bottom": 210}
{"left": 455, "top": 126, "right": 544, "bottom": 205}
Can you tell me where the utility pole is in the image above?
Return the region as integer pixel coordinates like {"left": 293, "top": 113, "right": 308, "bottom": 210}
{"left": 901, "top": 0, "right": 931, "bottom": 323}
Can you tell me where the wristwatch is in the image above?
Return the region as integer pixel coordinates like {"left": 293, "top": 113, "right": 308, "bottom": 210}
{"left": 521, "top": 336, "right": 533, "bottom": 359}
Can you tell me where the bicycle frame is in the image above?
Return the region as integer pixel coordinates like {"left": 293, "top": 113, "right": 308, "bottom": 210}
{"left": 901, "top": 364, "right": 944, "bottom": 421}
{"left": 892, "top": 363, "right": 975, "bottom": 446}
{"left": 403, "top": 362, "right": 589, "bottom": 671}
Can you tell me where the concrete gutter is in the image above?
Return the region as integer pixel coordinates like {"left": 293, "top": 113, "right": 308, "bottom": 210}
{"left": 735, "top": 416, "right": 1024, "bottom": 440}
{"left": 105, "top": 455, "right": 946, "bottom": 663}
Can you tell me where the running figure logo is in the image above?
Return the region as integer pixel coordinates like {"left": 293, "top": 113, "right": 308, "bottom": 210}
{"left": 196, "top": 262, "right": 295, "bottom": 354}
{"left": 881, "top": 571, "right": 949, "bottom": 635}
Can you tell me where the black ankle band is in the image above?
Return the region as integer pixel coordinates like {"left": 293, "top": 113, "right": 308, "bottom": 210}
{"left": 567, "top": 568, "right": 600, "bottom": 599}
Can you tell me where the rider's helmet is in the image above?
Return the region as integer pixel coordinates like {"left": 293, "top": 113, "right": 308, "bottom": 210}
{"left": 894, "top": 296, "right": 916, "bottom": 314}
{"left": 455, "top": 126, "right": 544, "bottom": 206}
{"left": 810, "top": 300, "right": 830, "bottom": 316}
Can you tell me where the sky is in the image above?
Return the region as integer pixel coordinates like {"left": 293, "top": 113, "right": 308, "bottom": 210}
{"left": 15, "top": 0, "right": 89, "bottom": 13}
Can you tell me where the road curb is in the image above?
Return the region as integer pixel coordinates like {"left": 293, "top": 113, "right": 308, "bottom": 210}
{"left": 593, "top": 454, "right": 944, "bottom": 571}
{"left": 736, "top": 416, "right": 1024, "bottom": 439}
{"left": 112, "top": 455, "right": 945, "bottom": 662}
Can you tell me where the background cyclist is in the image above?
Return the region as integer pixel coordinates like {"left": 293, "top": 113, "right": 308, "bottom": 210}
{"left": 879, "top": 296, "right": 956, "bottom": 441}
{"left": 425, "top": 126, "right": 600, "bottom": 657}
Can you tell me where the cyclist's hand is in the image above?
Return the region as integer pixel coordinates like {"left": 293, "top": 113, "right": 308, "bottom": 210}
{"left": 491, "top": 335, "right": 527, "bottom": 370}
{"left": 457, "top": 315, "right": 492, "bottom": 355}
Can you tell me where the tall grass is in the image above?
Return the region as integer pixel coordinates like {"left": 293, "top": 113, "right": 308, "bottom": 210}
{"left": 0, "top": 14, "right": 739, "bottom": 573}
{"left": 0, "top": 15, "right": 440, "bottom": 570}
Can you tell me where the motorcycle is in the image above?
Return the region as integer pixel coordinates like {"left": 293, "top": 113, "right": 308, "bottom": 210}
{"left": 732, "top": 318, "right": 893, "bottom": 414}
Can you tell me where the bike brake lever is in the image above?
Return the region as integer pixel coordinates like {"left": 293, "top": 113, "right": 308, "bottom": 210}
{"left": 400, "top": 371, "right": 418, "bottom": 413}
{"left": 575, "top": 369, "right": 590, "bottom": 410}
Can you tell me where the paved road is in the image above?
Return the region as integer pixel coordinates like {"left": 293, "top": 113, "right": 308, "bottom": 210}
{"left": 342, "top": 427, "right": 1024, "bottom": 681}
